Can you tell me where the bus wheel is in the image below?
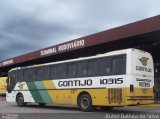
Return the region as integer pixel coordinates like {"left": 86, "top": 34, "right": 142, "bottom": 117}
{"left": 78, "top": 94, "right": 95, "bottom": 112}
{"left": 16, "top": 94, "right": 26, "bottom": 107}
{"left": 38, "top": 103, "right": 46, "bottom": 106}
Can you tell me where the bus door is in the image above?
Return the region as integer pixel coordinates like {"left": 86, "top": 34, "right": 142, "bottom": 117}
{"left": 7, "top": 70, "right": 17, "bottom": 93}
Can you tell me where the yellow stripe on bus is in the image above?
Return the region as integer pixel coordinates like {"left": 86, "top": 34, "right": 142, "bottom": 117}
{"left": 42, "top": 80, "right": 56, "bottom": 103}
{"left": 42, "top": 80, "right": 56, "bottom": 89}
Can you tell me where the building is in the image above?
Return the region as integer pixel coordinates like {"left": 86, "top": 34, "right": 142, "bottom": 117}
{"left": 0, "top": 15, "right": 160, "bottom": 100}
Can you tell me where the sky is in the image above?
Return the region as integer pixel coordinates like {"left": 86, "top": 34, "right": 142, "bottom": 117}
{"left": 0, "top": 0, "right": 160, "bottom": 61}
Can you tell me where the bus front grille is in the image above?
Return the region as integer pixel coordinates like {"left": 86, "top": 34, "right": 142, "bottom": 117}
{"left": 108, "top": 88, "right": 122, "bottom": 104}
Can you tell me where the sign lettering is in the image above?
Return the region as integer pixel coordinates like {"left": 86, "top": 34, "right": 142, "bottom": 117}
{"left": 40, "top": 39, "right": 85, "bottom": 56}
{"left": 1, "top": 59, "right": 14, "bottom": 66}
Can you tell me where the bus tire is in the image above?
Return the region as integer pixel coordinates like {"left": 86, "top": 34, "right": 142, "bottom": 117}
{"left": 78, "top": 94, "right": 95, "bottom": 112}
{"left": 16, "top": 93, "right": 26, "bottom": 107}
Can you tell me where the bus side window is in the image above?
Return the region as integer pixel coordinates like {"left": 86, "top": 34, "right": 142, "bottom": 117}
{"left": 68, "top": 63, "right": 77, "bottom": 78}
{"left": 37, "top": 67, "right": 43, "bottom": 80}
{"left": 17, "top": 69, "right": 23, "bottom": 82}
{"left": 28, "top": 68, "right": 36, "bottom": 81}
{"left": 99, "top": 58, "right": 112, "bottom": 75}
{"left": 51, "top": 66, "right": 57, "bottom": 79}
{"left": 88, "top": 60, "right": 98, "bottom": 76}
{"left": 112, "top": 56, "right": 126, "bottom": 75}
{"left": 36, "top": 66, "right": 51, "bottom": 80}
{"left": 24, "top": 69, "right": 28, "bottom": 82}
{"left": 24, "top": 68, "right": 36, "bottom": 81}
{"left": 57, "top": 64, "right": 67, "bottom": 79}
{"left": 42, "top": 66, "right": 51, "bottom": 80}
{"left": 77, "top": 61, "right": 88, "bottom": 77}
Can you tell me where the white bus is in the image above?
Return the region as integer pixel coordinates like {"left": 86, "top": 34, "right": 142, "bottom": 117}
{"left": 6, "top": 48, "right": 154, "bottom": 111}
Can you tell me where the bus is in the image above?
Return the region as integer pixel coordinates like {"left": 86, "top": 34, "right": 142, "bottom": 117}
{"left": 0, "top": 77, "right": 7, "bottom": 96}
{"left": 6, "top": 48, "right": 154, "bottom": 111}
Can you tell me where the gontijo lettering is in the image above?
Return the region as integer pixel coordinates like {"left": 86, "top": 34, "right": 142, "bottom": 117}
{"left": 58, "top": 79, "right": 92, "bottom": 87}
{"left": 136, "top": 66, "right": 152, "bottom": 72}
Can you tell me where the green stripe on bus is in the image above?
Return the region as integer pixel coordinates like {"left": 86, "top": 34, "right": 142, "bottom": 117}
{"left": 26, "top": 82, "right": 44, "bottom": 103}
{"left": 34, "top": 81, "right": 52, "bottom": 104}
